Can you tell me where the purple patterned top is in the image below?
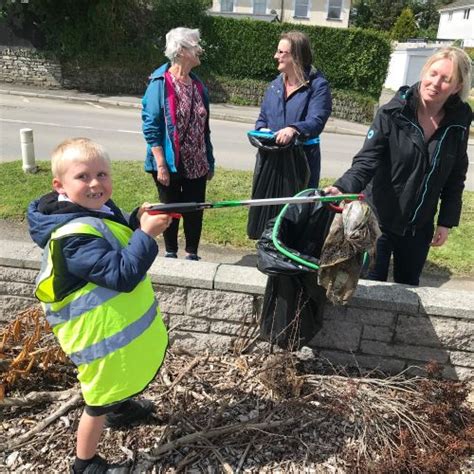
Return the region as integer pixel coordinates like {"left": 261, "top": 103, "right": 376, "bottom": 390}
{"left": 170, "top": 74, "right": 209, "bottom": 179}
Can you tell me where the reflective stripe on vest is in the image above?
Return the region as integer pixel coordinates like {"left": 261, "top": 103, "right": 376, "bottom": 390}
{"left": 70, "top": 300, "right": 157, "bottom": 365}
{"left": 35, "top": 216, "right": 168, "bottom": 406}
{"left": 44, "top": 285, "right": 120, "bottom": 327}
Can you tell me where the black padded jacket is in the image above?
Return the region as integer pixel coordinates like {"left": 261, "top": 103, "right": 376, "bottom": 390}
{"left": 334, "top": 84, "right": 471, "bottom": 236}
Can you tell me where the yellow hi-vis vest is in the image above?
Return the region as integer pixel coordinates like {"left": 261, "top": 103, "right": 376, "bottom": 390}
{"left": 35, "top": 217, "right": 168, "bottom": 407}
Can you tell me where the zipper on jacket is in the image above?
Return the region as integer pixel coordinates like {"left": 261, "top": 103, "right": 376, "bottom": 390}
{"left": 409, "top": 124, "right": 466, "bottom": 224}
{"left": 402, "top": 116, "right": 429, "bottom": 222}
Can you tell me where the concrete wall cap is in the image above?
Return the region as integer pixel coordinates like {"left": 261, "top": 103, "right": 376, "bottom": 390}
{"left": 149, "top": 256, "right": 218, "bottom": 289}
{"left": 214, "top": 264, "right": 267, "bottom": 294}
{"left": 0, "top": 240, "right": 472, "bottom": 318}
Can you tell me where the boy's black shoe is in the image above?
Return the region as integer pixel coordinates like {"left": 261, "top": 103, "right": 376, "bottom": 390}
{"left": 71, "top": 454, "right": 130, "bottom": 473}
{"left": 105, "top": 399, "right": 154, "bottom": 428}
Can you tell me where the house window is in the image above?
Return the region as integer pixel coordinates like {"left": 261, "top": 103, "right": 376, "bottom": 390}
{"left": 294, "top": 0, "right": 309, "bottom": 18}
{"left": 254, "top": 0, "right": 266, "bottom": 15}
{"left": 327, "top": 0, "right": 343, "bottom": 20}
{"left": 448, "top": 11, "right": 453, "bottom": 21}
{"left": 464, "top": 9, "right": 470, "bottom": 19}
{"left": 221, "top": 0, "right": 233, "bottom": 12}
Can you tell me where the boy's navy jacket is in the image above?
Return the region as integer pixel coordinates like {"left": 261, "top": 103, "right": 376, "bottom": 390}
{"left": 28, "top": 192, "right": 158, "bottom": 301}
{"left": 255, "top": 67, "right": 332, "bottom": 138}
{"left": 334, "top": 84, "right": 471, "bottom": 236}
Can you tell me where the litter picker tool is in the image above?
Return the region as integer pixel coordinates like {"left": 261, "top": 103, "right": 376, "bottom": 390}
{"left": 145, "top": 193, "right": 364, "bottom": 216}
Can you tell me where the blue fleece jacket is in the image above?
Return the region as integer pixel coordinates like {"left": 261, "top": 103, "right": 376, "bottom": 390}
{"left": 255, "top": 67, "right": 332, "bottom": 138}
{"left": 141, "top": 63, "right": 215, "bottom": 174}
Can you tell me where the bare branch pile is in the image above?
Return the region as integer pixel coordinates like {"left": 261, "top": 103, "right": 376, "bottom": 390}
{"left": 0, "top": 307, "right": 72, "bottom": 399}
{"left": 0, "top": 307, "right": 472, "bottom": 473}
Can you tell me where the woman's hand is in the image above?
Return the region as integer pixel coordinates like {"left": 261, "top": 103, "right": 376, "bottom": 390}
{"left": 323, "top": 186, "right": 343, "bottom": 196}
{"left": 431, "top": 226, "right": 449, "bottom": 247}
{"left": 157, "top": 165, "right": 170, "bottom": 186}
{"left": 275, "top": 127, "right": 297, "bottom": 145}
{"left": 151, "top": 147, "right": 169, "bottom": 186}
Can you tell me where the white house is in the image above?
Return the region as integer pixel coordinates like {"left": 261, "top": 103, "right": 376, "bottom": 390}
{"left": 437, "top": 0, "right": 474, "bottom": 47}
{"left": 384, "top": 44, "right": 440, "bottom": 91}
{"left": 209, "top": 0, "right": 351, "bottom": 28}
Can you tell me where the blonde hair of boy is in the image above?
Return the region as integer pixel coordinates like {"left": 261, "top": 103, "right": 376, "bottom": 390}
{"left": 51, "top": 138, "right": 111, "bottom": 178}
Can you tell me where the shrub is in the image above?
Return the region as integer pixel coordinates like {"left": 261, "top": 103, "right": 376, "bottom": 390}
{"left": 201, "top": 16, "right": 391, "bottom": 99}
{"left": 391, "top": 8, "right": 419, "bottom": 42}
{"left": 202, "top": 73, "right": 376, "bottom": 123}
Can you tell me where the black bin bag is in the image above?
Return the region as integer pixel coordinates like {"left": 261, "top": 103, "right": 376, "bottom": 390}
{"left": 256, "top": 189, "right": 336, "bottom": 350}
{"left": 247, "top": 132, "right": 310, "bottom": 240}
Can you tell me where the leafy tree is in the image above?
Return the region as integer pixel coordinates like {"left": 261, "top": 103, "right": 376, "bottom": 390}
{"left": 148, "top": 0, "right": 209, "bottom": 52}
{"left": 0, "top": 0, "right": 149, "bottom": 57}
{"left": 391, "top": 7, "right": 419, "bottom": 42}
{"left": 350, "top": 0, "right": 406, "bottom": 30}
{"left": 350, "top": 0, "right": 454, "bottom": 35}
{"left": 0, "top": 0, "right": 209, "bottom": 61}
{"left": 410, "top": 0, "right": 439, "bottom": 30}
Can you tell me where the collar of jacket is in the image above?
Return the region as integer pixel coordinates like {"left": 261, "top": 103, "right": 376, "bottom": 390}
{"left": 149, "top": 62, "right": 201, "bottom": 83}
{"left": 274, "top": 65, "right": 319, "bottom": 89}
{"left": 385, "top": 83, "right": 470, "bottom": 129}
{"left": 38, "top": 192, "right": 129, "bottom": 226}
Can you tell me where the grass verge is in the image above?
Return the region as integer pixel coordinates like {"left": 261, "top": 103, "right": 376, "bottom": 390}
{"left": 0, "top": 161, "right": 472, "bottom": 277}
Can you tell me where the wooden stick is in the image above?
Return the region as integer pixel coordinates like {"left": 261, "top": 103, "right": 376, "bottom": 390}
{"left": 160, "top": 354, "right": 207, "bottom": 397}
{"left": 145, "top": 418, "right": 297, "bottom": 461}
{"left": 0, "top": 388, "right": 79, "bottom": 407}
{"left": 6, "top": 392, "right": 82, "bottom": 449}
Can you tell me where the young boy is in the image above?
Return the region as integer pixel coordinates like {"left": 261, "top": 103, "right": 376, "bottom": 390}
{"left": 28, "top": 138, "right": 172, "bottom": 473}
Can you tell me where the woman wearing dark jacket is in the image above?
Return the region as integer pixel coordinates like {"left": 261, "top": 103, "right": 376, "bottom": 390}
{"left": 256, "top": 30, "right": 332, "bottom": 188}
{"left": 326, "top": 47, "right": 471, "bottom": 286}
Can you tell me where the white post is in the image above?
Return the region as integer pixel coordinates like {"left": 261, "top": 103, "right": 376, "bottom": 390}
{"left": 20, "top": 128, "right": 37, "bottom": 173}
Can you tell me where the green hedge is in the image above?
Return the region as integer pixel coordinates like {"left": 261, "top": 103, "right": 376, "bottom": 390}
{"left": 203, "top": 74, "right": 376, "bottom": 123}
{"left": 200, "top": 16, "right": 391, "bottom": 99}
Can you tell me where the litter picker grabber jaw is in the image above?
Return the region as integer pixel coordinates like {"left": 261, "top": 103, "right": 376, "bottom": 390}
{"left": 145, "top": 192, "right": 364, "bottom": 215}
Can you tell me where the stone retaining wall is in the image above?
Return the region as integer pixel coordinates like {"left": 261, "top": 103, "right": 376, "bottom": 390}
{"left": 0, "top": 46, "right": 62, "bottom": 88}
{"left": 1, "top": 240, "right": 472, "bottom": 380}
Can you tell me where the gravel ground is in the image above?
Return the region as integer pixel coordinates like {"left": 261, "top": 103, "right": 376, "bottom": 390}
{"left": 1, "top": 309, "right": 472, "bottom": 473}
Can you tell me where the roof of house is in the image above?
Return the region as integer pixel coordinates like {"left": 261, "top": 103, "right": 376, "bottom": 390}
{"left": 439, "top": 0, "right": 474, "bottom": 12}
{"left": 207, "top": 11, "right": 279, "bottom": 22}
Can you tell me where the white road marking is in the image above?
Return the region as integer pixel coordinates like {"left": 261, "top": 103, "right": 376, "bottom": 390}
{"left": 117, "top": 129, "right": 141, "bottom": 134}
{"left": 0, "top": 118, "right": 139, "bottom": 134}
{"left": 85, "top": 101, "right": 104, "bottom": 109}
{"left": 22, "top": 98, "right": 30, "bottom": 103}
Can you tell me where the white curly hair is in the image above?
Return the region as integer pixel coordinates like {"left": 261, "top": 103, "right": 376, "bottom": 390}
{"left": 165, "top": 27, "right": 201, "bottom": 63}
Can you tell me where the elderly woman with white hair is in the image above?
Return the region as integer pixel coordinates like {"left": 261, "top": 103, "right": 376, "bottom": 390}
{"left": 142, "top": 27, "right": 215, "bottom": 261}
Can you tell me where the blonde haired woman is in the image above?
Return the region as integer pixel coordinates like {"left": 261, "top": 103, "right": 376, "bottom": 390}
{"left": 325, "top": 47, "right": 472, "bottom": 285}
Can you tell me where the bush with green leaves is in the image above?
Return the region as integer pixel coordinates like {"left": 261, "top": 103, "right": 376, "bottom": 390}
{"left": 2, "top": 1, "right": 390, "bottom": 100}
{"left": 200, "top": 16, "right": 391, "bottom": 99}
{"left": 0, "top": 0, "right": 208, "bottom": 65}
{"left": 391, "top": 7, "right": 419, "bottom": 42}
